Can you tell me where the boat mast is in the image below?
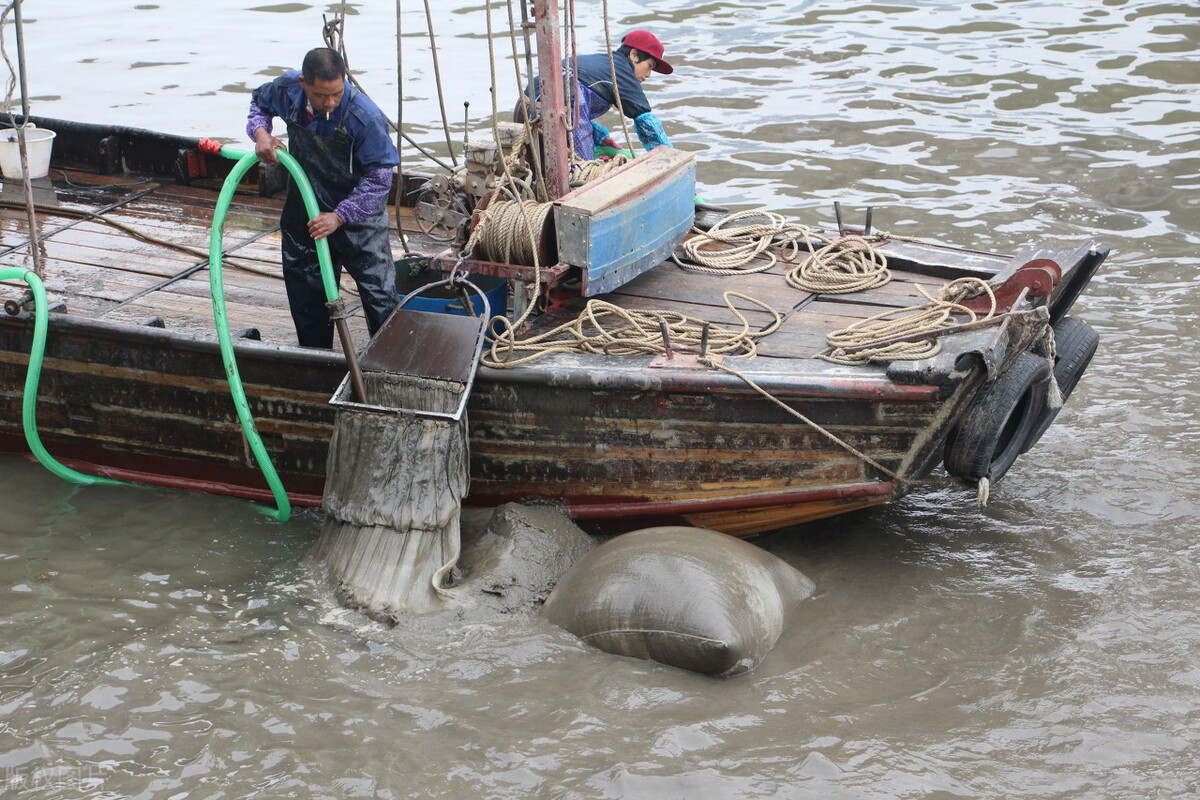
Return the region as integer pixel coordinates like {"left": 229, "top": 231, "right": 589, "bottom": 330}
{"left": 532, "top": 0, "right": 569, "bottom": 199}
{"left": 4, "top": 0, "right": 43, "bottom": 281}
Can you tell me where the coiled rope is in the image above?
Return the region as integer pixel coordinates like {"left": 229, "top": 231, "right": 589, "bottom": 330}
{"left": 570, "top": 152, "right": 632, "bottom": 185}
{"left": 673, "top": 210, "right": 808, "bottom": 275}
{"left": 785, "top": 232, "right": 892, "bottom": 294}
{"left": 482, "top": 291, "right": 781, "bottom": 368}
{"left": 820, "top": 277, "right": 998, "bottom": 365}
{"left": 673, "top": 211, "right": 894, "bottom": 295}
{"left": 466, "top": 142, "right": 633, "bottom": 266}
{"left": 465, "top": 197, "right": 552, "bottom": 266}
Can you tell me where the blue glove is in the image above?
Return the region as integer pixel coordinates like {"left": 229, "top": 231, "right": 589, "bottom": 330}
{"left": 590, "top": 120, "right": 611, "bottom": 148}
{"left": 633, "top": 112, "right": 672, "bottom": 151}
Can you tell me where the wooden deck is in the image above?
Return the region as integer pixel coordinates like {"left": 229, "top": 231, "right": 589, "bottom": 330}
{"left": 1, "top": 165, "right": 976, "bottom": 368}
{"left": 0, "top": 168, "right": 372, "bottom": 349}
{"left": 0, "top": 133, "right": 1109, "bottom": 535}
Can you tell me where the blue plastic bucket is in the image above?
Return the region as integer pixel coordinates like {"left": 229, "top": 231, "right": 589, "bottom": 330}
{"left": 394, "top": 257, "right": 507, "bottom": 319}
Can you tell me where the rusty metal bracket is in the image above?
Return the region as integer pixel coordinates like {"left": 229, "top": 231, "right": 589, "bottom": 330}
{"left": 649, "top": 352, "right": 720, "bottom": 370}
{"left": 959, "top": 257, "right": 1061, "bottom": 315}
{"left": 432, "top": 251, "right": 572, "bottom": 288}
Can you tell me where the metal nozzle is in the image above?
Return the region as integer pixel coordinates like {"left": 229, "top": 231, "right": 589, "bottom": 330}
{"left": 4, "top": 290, "right": 32, "bottom": 316}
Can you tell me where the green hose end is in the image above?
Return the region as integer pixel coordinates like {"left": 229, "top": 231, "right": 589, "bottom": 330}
{"left": 80, "top": 475, "right": 127, "bottom": 488}
{"left": 199, "top": 138, "right": 250, "bottom": 163}
{"left": 257, "top": 503, "right": 292, "bottom": 522}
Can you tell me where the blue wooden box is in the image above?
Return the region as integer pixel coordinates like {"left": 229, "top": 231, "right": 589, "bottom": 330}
{"left": 554, "top": 147, "right": 696, "bottom": 296}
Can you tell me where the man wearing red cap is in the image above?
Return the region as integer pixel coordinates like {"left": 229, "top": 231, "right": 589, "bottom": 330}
{"left": 524, "top": 30, "right": 675, "bottom": 161}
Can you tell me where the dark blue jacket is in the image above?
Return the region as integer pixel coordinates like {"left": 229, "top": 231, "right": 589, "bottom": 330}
{"left": 572, "top": 53, "right": 652, "bottom": 119}
{"left": 249, "top": 70, "right": 398, "bottom": 173}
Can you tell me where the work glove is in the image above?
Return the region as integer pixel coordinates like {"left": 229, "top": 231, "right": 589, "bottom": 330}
{"left": 590, "top": 120, "right": 611, "bottom": 148}
{"left": 633, "top": 112, "right": 672, "bottom": 151}
{"left": 595, "top": 143, "right": 635, "bottom": 160}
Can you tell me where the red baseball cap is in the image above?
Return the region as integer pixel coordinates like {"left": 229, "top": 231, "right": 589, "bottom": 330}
{"left": 622, "top": 30, "right": 673, "bottom": 75}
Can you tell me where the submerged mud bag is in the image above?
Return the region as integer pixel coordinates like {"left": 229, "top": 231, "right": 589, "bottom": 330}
{"left": 542, "top": 526, "right": 815, "bottom": 677}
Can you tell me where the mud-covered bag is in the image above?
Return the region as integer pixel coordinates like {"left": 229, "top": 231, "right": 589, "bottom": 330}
{"left": 543, "top": 526, "right": 815, "bottom": 676}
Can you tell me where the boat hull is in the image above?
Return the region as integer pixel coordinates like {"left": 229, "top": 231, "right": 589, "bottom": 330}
{"left": 0, "top": 311, "right": 961, "bottom": 535}
{"left": 0, "top": 116, "right": 1106, "bottom": 536}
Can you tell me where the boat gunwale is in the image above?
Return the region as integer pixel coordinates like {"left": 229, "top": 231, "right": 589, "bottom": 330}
{"left": 0, "top": 308, "right": 946, "bottom": 403}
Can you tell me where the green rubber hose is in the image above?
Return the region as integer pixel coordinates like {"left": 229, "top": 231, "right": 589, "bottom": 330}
{"left": 1, "top": 266, "right": 123, "bottom": 487}
{"left": 205, "top": 143, "right": 348, "bottom": 521}
{"left": 207, "top": 143, "right": 345, "bottom": 522}
{"left": 5, "top": 142, "right": 340, "bottom": 519}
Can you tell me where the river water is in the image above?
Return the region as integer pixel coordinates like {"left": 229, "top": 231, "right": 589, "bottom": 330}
{"left": 3, "top": 1, "right": 1198, "bottom": 797}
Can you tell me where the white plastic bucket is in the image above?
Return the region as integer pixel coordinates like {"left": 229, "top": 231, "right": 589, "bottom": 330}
{"left": 0, "top": 126, "right": 56, "bottom": 180}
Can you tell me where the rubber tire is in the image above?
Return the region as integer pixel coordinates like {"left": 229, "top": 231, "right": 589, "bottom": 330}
{"left": 1020, "top": 316, "right": 1100, "bottom": 454}
{"left": 943, "top": 352, "right": 1051, "bottom": 483}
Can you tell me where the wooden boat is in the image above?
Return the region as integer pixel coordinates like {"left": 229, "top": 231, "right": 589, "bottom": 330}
{"left": 0, "top": 0, "right": 1109, "bottom": 540}
{"left": 0, "top": 114, "right": 1106, "bottom": 536}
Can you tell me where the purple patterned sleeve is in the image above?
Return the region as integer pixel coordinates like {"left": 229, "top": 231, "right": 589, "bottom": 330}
{"left": 334, "top": 167, "right": 394, "bottom": 225}
{"left": 246, "top": 98, "right": 273, "bottom": 141}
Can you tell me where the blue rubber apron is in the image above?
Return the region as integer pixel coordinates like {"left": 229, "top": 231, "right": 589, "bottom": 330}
{"left": 280, "top": 92, "right": 396, "bottom": 348}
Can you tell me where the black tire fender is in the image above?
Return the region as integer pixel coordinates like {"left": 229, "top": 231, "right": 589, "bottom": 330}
{"left": 1020, "top": 316, "right": 1100, "bottom": 454}
{"left": 943, "top": 352, "right": 1051, "bottom": 483}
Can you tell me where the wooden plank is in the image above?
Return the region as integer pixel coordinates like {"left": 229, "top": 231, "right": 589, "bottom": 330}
{"left": 0, "top": 205, "right": 274, "bottom": 266}
{"left": 142, "top": 271, "right": 290, "bottom": 307}
{"left": 598, "top": 292, "right": 780, "bottom": 330}
{"left": 877, "top": 238, "right": 1009, "bottom": 274}
{"left": 557, "top": 148, "right": 695, "bottom": 214}
{"left": 22, "top": 228, "right": 200, "bottom": 269}
{"left": 104, "top": 295, "right": 371, "bottom": 351}
{"left": 0, "top": 258, "right": 166, "bottom": 303}
{"left": 610, "top": 260, "right": 804, "bottom": 308}
{"left": 557, "top": 148, "right": 697, "bottom": 296}
{"left": 756, "top": 331, "right": 837, "bottom": 359}
{"left": 102, "top": 295, "right": 293, "bottom": 337}
{"left": 150, "top": 181, "right": 283, "bottom": 211}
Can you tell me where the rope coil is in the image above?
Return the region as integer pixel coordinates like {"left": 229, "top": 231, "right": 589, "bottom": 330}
{"left": 820, "top": 277, "right": 998, "bottom": 365}
{"left": 785, "top": 232, "right": 891, "bottom": 294}
{"left": 465, "top": 197, "right": 552, "bottom": 266}
{"left": 673, "top": 210, "right": 809, "bottom": 275}
{"left": 482, "top": 291, "right": 782, "bottom": 368}
{"left": 570, "top": 153, "right": 631, "bottom": 185}
{"left": 673, "top": 212, "right": 895, "bottom": 298}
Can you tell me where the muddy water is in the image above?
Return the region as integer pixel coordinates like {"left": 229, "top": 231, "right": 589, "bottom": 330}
{"left": 3, "top": 1, "right": 1199, "bottom": 797}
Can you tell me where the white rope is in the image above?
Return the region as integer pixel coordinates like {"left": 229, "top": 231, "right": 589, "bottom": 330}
{"left": 672, "top": 210, "right": 809, "bottom": 275}
{"left": 483, "top": 291, "right": 781, "bottom": 368}
{"left": 820, "top": 277, "right": 998, "bottom": 366}
{"left": 785, "top": 232, "right": 891, "bottom": 294}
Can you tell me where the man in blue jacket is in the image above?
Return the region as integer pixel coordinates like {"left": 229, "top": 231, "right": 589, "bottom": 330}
{"left": 247, "top": 47, "right": 399, "bottom": 348}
